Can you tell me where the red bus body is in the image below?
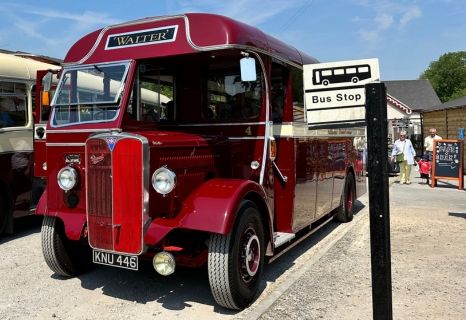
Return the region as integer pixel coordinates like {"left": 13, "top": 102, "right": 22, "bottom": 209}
{"left": 37, "top": 13, "right": 366, "bottom": 309}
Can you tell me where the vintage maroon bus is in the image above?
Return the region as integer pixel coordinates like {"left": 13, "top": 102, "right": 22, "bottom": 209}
{"left": 0, "top": 53, "right": 59, "bottom": 234}
{"left": 36, "top": 13, "right": 366, "bottom": 309}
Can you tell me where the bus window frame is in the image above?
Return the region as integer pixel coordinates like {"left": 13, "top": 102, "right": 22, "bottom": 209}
{"left": 204, "top": 57, "right": 263, "bottom": 123}
{"left": 50, "top": 61, "right": 131, "bottom": 128}
{"left": 127, "top": 63, "right": 176, "bottom": 123}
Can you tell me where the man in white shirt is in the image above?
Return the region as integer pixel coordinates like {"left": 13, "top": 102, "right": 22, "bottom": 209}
{"left": 424, "top": 128, "right": 442, "bottom": 161}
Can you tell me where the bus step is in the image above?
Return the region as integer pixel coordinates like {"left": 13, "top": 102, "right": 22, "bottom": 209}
{"left": 273, "top": 232, "right": 296, "bottom": 248}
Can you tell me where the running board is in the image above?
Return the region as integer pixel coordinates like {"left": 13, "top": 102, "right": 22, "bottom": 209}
{"left": 273, "top": 232, "right": 296, "bottom": 248}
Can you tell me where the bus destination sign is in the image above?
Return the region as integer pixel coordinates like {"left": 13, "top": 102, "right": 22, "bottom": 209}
{"left": 106, "top": 25, "right": 178, "bottom": 50}
{"left": 303, "top": 58, "right": 380, "bottom": 128}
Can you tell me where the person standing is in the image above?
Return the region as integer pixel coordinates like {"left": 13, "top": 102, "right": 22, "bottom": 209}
{"left": 417, "top": 154, "right": 432, "bottom": 185}
{"left": 391, "top": 131, "right": 417, "bottom": 184}
{"left": 424, "top": 128, "right": 442, "bottom": 161}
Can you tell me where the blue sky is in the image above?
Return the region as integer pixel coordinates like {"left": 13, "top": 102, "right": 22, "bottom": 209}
{"left": 0, "top": 0, "right": 464, "bottom": 80}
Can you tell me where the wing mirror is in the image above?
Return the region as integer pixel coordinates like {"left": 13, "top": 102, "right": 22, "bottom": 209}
{"left": 240, "top": 56, "right": 257, "bottom": 82}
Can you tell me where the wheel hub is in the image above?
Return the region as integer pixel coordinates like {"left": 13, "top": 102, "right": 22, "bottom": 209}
{"left": 245, "top": 234, "right": 260, "bottom": 277}
{"left": 240, "top": 227, "right": 261, "bottom": 283}
{"left": 347, "top": 188, "right": 353, "bottom": 211}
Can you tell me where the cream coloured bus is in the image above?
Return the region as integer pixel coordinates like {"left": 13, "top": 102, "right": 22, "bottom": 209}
{"left": 0, "top": 52, "right": 59, "bottom": 234}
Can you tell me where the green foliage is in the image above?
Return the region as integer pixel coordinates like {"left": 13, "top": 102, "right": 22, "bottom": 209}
{"left": 141, "top": 82, "right": 173, "bottom": 100}
{"left": 420, "top": 51, "right": 466, "bottom": 102}
{"left": 449, "top": 87, "right": 466, "bottom": 101}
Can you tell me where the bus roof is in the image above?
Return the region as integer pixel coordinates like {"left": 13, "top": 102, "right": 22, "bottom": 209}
{"left": 0, "top": 52, "right": 60, "bottom": 81}
{"left": 64, "top": 13, "right": 318, "bottom": 67}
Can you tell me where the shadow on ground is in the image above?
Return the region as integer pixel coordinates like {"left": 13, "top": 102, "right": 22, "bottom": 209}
{"left": 45, "top": 201, "right": 366, "bottom": 314}
{"left": 0, "top": 215, "right": 43, "bottom": 245}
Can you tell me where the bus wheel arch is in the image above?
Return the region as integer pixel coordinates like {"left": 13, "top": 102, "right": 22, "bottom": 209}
{"left": 322, "top": 79, "right": 330, "bottom": 86}
{"left": 243, "top": 192, "right": 272, "bottom": 254}
{"left": 207, "top": 200, "right": 265, "bottom": 310}
{"left": 351, "top": 77, "right": 359, "bottom": 83}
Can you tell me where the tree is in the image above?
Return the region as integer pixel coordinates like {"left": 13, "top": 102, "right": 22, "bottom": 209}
{"left": 420, "top": 51, "right": 466, "bottom": 102}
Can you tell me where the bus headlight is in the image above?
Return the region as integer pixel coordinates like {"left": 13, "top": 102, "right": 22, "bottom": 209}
{"left": 57, "top": 166, "right": 78, "bottom": 191}
{"left": 151, "top": 167, "right": 176, "bottom": 195}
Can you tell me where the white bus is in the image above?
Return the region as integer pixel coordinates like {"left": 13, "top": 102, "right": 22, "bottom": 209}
{"left": 0, "top": 52, "right": 59, "bottom": 234}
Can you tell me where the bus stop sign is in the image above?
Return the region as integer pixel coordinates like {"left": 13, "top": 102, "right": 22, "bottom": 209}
{"left": 304, "top": 58, "right": 380, "bottom": 128}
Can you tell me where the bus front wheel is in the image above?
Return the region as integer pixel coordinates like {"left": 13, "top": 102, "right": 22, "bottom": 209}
{"left": 207, "top": 200, "right": 265, "bottom": 310}
{"left": 322, "top": 79, "right": 330, "bottom": 86}
{"left": 41, "top": 215, "right": 92, "bottom": 277}
{"left": 351, "top": 77, "right": 359, "bottom": 83}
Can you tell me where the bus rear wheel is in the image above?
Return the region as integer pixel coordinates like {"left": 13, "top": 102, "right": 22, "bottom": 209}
{"left": 207, "top": 200, "right": 265, "bottom": 310}
{"left": 335, "top": 173, "right": 355, "bottom": 222}
{"left": 41, "top": 215, "right": 92, "bottom": 277}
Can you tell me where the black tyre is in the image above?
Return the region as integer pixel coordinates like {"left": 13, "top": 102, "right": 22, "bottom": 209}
{"left": 208, "top": 200, "right": 265, "bottom": 310}
{"left": 335, "top": 173, "right": 355, "bottom": 222}
{"left": 41, "top": 215, "right": 92, "bottom": 277}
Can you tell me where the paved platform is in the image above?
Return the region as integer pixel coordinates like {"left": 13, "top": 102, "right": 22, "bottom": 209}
{"left": 243, "top": 171, "right": 466, "bottom": 319}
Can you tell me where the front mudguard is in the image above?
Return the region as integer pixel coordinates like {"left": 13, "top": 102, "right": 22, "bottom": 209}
{"left": 35, "top": 190, "right": 86, "bottom": 241}
{"left": 144, "top": 179, "right": 268, "bottom": 246}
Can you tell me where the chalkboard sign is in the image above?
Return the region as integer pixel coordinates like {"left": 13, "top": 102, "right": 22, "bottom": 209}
{"left": 432, "top": 140, "right": 464, "bottom": 190}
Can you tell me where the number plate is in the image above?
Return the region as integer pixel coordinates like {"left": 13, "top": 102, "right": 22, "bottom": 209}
{"left": 92, "top": 250, "right": 138, "bottom": 271}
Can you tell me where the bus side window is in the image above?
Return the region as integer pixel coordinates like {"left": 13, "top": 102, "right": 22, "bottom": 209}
{"left": 0, "top": 82, "right": 27, "bottom": 128}
{"left": 271, "top": 63, "right": 288, "bottom": 123}
{"left": 127, "top": 64, "right": 175, "bottom": 122}
{"left": 206, "top": 56, "right": 262, "bottom": 122}
{"left": 291, "top": 67, "right": 304, "bottom": 122}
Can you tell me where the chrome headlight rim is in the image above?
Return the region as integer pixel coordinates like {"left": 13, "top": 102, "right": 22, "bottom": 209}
{"left": 57, "top": 166, "right": 78, "bottom": 191}
{"left": 151, "top": 167, "right": 176, "bottom": 195}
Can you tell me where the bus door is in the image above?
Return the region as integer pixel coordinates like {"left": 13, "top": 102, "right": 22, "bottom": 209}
{"left": 33, "top": 70, "right": 58, "bottom": 205}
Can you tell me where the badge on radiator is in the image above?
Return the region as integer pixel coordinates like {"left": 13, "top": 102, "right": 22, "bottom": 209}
{"left": 106, "top": 137, "right": 117, "bottom": 152}
{"left": 65, "top": 154, "right": 81, "bottom": 164}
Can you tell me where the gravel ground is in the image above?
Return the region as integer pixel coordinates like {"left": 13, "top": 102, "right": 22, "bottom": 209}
{"left": 0, "top": 205, "right": 365, "bottom": 320}
{"left": 255, "top": 175, "right": 466, "bottom": 319}
{"left": 1, "top": 174, "right": 465, "bottom": 320}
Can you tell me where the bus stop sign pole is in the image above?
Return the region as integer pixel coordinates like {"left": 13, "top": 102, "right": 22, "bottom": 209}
{"left": 365, "top": 83, "right": 393, "bottom": 320}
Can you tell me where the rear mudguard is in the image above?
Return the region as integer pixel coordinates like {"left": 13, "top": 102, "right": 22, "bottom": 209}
{"left": 144, "top": 178, "right": 268, "bottom": 246}
{"left": 35, "top": 190, "right": 86, "bottom": 241}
